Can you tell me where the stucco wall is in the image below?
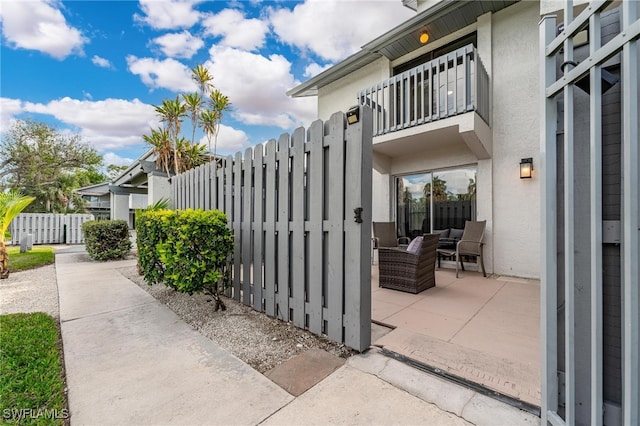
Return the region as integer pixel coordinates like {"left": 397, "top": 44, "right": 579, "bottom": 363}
{"left": 318, "top": 57, "right": 390, "bottom": 121}
{"left": 490, "top": 1, "right": 540, "bottom": 278}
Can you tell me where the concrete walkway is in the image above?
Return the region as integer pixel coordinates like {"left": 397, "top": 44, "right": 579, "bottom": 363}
{"left": 56, "top": 250, "right": 540, "bottom": 425}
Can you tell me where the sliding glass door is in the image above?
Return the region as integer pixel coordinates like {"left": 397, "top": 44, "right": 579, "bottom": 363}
{"left": 396, "top": 166, "right": 477, "bottom": 238}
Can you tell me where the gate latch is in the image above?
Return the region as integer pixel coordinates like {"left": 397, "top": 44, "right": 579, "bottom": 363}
{"left": 353, "top": 207, "right": 363, "bottom": 224}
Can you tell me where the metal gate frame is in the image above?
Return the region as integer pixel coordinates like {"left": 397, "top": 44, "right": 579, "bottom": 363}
{"left": 540, "top": 1, "right": 639, "bottom": 425}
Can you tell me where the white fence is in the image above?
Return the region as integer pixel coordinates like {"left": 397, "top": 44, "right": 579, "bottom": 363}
{"left": 10, "top": 213, "right": 94, "bottom": 245}
{"left": 172, "top": 109, "right": 373, "bottom": 351}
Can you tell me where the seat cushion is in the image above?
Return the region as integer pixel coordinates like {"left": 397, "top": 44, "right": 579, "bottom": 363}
{"left": 433, "top": 229, "right": 449, "bottom": 239}
{"left": 449, "top": 228, "right": 464, "bottom": 240}
{"left": 406, "top": 236, "right": 423, "bottom": 254}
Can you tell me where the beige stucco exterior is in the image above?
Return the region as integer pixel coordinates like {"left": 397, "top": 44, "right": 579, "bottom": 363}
{"left": 309, "top": 1, "right": 544, "bottom": 279}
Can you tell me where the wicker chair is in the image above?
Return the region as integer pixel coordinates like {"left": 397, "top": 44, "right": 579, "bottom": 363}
{"left": 378, "top": 233, "right": 439, "bottom": 294}
{"left": 372, "top": 222, "right": 410, "bottom": 249}
{"left": 437, "top": 220, "right": 487, "bottom": 278}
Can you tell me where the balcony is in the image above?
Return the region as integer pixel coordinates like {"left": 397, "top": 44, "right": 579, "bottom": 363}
{"left": 358, "top": 44, "right": 491, "bottom": 160}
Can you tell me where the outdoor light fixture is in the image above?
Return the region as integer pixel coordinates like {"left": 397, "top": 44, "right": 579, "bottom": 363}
{"left": 520, "top": 158, "right": 533, "bottom": 179}
{"left": 346, "top": 105, "right": 360, "bottom": 125}
{"left": 420, "top": 31, "right": 430, "bottom": 44}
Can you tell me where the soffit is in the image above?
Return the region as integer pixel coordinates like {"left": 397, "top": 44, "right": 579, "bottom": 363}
{"left": 288, "top": 0, "right": 519, "bottom": 98}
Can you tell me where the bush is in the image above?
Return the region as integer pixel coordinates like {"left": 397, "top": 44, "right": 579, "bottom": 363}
{"left": 136, "top": 210, "right": 175, "bottom": 285}
{"left": 136, "top": 209, "right": 233, "bottom": 310}
{"left": 83, "top": 220, "right": 132, "bottom": 261}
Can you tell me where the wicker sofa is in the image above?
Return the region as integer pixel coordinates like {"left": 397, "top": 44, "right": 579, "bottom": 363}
{"left": 378, "top": 233, "right": 439, "bottom": 294}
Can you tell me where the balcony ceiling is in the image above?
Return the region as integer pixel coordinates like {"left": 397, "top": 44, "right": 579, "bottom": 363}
{"left": 288, "top": 0, "right": 519, "bottom": 97}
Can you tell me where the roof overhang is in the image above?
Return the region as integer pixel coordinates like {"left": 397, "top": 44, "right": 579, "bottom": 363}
{"left": 288, "top": 0, "right": 519, "bottom": 98}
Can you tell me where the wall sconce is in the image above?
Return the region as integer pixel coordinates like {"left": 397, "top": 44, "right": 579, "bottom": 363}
{"left": 346, "top": 105, "right": 360, "bottom": 125}
{"left": 520, "top": 158, "right": 533, "bottom": 179}
{"left": 419, "top": 31, "right": 429, "bottom": 44}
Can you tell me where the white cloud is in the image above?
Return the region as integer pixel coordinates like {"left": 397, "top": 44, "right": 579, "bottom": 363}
{"left": 269, "top": 0, "right": 414, "bottom": 62}
{"left": 0, "top": 98, "right": 24, "bottom": 133}
{"left": 134, "top": 0, "right": 201, "bottom": 30}
{"left": 103, "top": 152, "right": 135, "bottom": 167}
{"left": 201, "top": 9, "right": 268, "bottom": 51}
{"left": 304, "top": 62, "right": 332, "bottom": 78}
{"left": 0, "top": 0, "right": 87, "bottom": 59}
{"left": 204, "top": 46, "right": 316, "bottom": 130}
{"left": 151, "top": 30, "right": 204, "bottom": 59}
{"left": 126, "top": 56, "right": 195, "bottom": 92}
{"left": 92, "top": 55, "right": 113, "bottom": 69}
{"left": 21, "top": 97, "right": 158, "bottom": 150}
{"left": 199, "top": 123, "right": 250, "bottom": 156}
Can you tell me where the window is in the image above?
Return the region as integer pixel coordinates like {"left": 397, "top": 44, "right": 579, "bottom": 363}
{"left": 396, "top": 166, "right": 477, "bottom": 239}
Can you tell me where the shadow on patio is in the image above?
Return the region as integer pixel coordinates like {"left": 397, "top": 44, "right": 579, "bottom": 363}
{"left": 370, "top": 264, "right": 541, "bottom": 410}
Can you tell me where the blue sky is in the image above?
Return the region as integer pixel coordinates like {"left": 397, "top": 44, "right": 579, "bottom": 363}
{"left": 0, "top": 0, "right": 414, "bottom": 169}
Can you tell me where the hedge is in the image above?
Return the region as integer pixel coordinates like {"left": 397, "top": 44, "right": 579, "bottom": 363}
{"left": 136, "top": 209, "right": 233, "bottom": 310}
{"left": 82, "top": 220, "right": 132, "bottom": 261}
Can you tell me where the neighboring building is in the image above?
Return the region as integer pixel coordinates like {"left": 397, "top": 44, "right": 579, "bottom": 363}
{"left": 290, "top": 0, "right": 540, "bottom": 279}
{"left": 76, "top": 182, "right": 111, "bottom": 220}
{"left": 108, "top": 149, "right": 171, "bottom": 228}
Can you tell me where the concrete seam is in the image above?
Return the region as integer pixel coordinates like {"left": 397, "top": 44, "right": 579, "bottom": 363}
{"left": 447, "top": 280, "right": 506, "bottom": 342}
{"left": 60, "top": 301, "right": 156, "bottom": 323}
{"left": 459, "top": 393, "right": 479, "bottom": 426}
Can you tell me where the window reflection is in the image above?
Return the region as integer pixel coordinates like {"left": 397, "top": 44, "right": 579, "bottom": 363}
{"left": 396, "top": 166, "right": 477, "bottom": 239}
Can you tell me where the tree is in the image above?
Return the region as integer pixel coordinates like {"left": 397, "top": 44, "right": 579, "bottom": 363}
{"left": 143, "top": 64, "right": 230, "bottom": 176}
{"left": 423, "top": 176, "right": 448, "bottom": 201}
{"left": 106, "top": 164, "right": 129, "bottom": 181}
{"left": 0, "top": 120, "right": 103, "bottom": 212}
{"left": 0, "top": 190, "right": 35, "bottom": 279}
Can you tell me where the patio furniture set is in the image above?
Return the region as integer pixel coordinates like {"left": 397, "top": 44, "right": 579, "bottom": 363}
{"left": 373, "top": 220, "right": 487, "bottom": 294}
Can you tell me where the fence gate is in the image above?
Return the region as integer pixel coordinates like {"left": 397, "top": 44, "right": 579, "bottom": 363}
{"left": 10, "top": 213, "right": 94, "bottom": 245}
{"left": 540, "top": 2, "right": 639, "bottom": 425}
{"left": 173, "top": 107, "right": 373, "bottom": 352}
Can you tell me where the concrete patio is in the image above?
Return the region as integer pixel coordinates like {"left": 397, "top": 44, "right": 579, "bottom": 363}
{"left": 370, "top": 264, "right": 541, "bottom": 409}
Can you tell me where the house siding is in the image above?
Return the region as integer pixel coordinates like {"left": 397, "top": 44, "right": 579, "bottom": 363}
{"left": 490, "top": 0, "right": 541, "bottom": 278}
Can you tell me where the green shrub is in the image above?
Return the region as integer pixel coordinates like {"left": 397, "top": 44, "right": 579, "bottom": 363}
{"left": 82, "top": 220, "right": 132, "bottom": 261}
{"left": 136, "top": 210, "right": 175, "bottom": 285}
{"left": 136, "top": 209, "right": 233, "bottom": 310}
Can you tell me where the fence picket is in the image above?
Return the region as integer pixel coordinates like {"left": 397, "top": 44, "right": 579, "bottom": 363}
{"left": 307, "top": 120, "right": 324, "bottom": 334}
{"left": 325, "top": 112, "right": 346, "bottom": 342}
{"left": 253, "top": 144, "right": 264, "bottom": 312}
{"left": 233, "top": 152, "right": 242, "bottom": 300}
{"left": 276, "top": 133, "right": 291, "bottom": 321}
{"left": 242, "top": 147, "right": 253, "bottom": 306}
{"left": 290, "top": 128, "right": 306, "bottom": 328}
{"left": 263, "top": 140, "right": 277, "bottom": 316}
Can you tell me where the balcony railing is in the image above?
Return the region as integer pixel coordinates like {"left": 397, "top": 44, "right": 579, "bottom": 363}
{"left": 358, "top": 44, "right": 490, "bottom": 137}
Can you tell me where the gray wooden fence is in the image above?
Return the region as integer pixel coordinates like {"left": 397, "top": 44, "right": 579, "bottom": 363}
{"left": 10, "top": 213, "right": 94, "bottom": 245}
{"left": 172, "top": 108, "right": 373, "bottom": 352}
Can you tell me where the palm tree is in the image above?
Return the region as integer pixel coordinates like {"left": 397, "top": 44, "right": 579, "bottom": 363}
{"left": 143, "top": 128, "right": 173, "bottom": 176}
{"left": 182, "top": 92, "right": 202, "bottom": 145}
{"left": 192, "top": 64, "right": 213, "bottom": 95}
{"left": 0, "top": 190, "right": 35, "bottom": 279}
{"left": 208, "top": 89, "right": 230, "bottom": 159}
{"left": 423, "top": 176, "right": 448, "bottom": 201}
{"left": 155, "top": 97, "right": 187, "bottom": 176}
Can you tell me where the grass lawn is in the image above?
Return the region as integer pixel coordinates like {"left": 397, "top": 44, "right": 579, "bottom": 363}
{"left": 7, "top": 246, "right": 55, "bottom": 272}
{"left": 0, "top": 313, "right": 68, "bottom": 425}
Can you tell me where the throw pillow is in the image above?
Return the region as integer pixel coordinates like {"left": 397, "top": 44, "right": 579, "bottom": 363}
{"left": 449, "top": 228, "right": 464, "bottom": 240}
{"left": 406, "top": 236, "right": 423, "bottom": 254}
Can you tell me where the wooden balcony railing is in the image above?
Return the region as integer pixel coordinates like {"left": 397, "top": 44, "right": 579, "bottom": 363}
{"left": 358, "top": 44, "right": 490, "bottom": 137}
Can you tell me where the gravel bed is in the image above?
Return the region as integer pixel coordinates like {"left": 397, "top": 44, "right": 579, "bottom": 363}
{"left": 0, "top": 264, "right": 59, "bottom": 319}
{"left": 118, "top": 265, "right": 355, "bottom": 373}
